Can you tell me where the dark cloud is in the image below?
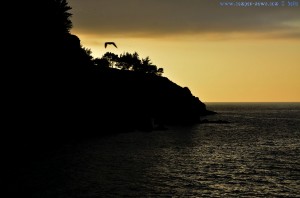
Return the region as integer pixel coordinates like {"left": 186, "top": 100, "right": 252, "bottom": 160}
{"left": 68, "top": 0, "right": 300, "bottom": 38}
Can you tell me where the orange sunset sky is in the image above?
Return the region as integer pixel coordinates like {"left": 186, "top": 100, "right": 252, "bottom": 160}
{"left": 68, "top": 0, "right": 300, "bottom": 102}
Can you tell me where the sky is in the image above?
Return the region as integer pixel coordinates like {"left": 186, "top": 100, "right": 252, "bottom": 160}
{"left": 67, "top": 0, "right": 300, "bottom": 102}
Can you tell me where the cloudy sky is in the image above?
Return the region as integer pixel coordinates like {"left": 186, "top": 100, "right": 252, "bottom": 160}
{"left": 68, "top": 0, "right": 300, "bottom": 102}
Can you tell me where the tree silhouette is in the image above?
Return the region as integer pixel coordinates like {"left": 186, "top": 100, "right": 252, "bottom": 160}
{"left": 157, "top": 68, "right": 164, "bottom": 76}
{"left": 98, "top": 52, "right": 164, "bottom": 76}
{"left": 116, "top": 52, "right": 140, "bottom": 70}
{"left": 93, "top": 58, "right": 110, "bottom": 68}
{"left": 40, "top": 0, "right": 93, "bottom": 70}
{"left": 102, "top": 52, "right": 119, "bottom": 68}
{"left": 55, "top": 0, "right": 73, "bottom": 34}
{"left": 45, "top": 0, "right": 73, "bottom": 38}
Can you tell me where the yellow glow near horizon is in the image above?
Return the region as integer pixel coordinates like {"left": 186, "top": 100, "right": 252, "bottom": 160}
{"left": 73, "top": 31, "right": 300, "bottom": 102}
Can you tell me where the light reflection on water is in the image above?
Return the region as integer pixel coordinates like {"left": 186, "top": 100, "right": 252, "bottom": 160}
{"left": 25, "top": 103, "right": 300, "bottom": 197}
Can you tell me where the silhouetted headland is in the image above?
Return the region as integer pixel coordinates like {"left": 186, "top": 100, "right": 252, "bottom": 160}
{"left": 7, "top": 0, "right": 216, "bottom": 157}
{"left": 4, "top": 1, "right": 219, "bottom": 196}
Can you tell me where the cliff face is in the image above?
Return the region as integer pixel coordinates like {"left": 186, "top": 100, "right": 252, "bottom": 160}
{"left": 69, "top": 67, "right": 214, "bottom": 134}
{"left": 9, "top": 30, "right": 216, "bottom": 149}
{"left": 8, "top": 65, "right": 214, "bottom": 155}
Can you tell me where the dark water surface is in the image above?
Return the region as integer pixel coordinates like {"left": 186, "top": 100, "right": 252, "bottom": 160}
{"left": 17, "top": 103, "right": 300, "bottom": 197}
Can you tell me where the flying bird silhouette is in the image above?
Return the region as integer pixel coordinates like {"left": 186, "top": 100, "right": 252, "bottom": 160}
{"left": 105, "top": 42, "right": 117, "bottom": 48}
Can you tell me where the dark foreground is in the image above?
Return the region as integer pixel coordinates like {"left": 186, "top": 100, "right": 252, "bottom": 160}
{"left": 5, "top": 103, "right": 300, "bottom": 197}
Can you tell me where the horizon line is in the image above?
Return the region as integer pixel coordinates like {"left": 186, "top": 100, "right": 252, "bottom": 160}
{"left": 204, "top": 101, "right": 300, "bottom": 103}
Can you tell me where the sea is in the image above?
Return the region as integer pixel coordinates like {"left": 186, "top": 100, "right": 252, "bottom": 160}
{"left": 18, "top": 103, "right": 300, "bottom": 197}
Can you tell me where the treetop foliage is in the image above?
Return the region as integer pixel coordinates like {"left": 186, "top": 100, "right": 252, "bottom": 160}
{"left": 93, "top": 52, "right": 164, "bottom": 76}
